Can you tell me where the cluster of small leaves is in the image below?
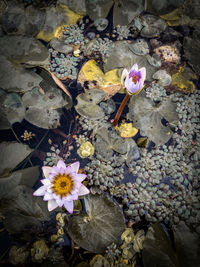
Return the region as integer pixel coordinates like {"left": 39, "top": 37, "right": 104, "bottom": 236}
{"left": 91, "top": 38, "right": 113, "bottom": 58}
{"left": 48, "top": 48, "right": 79, "bottom": 79}
{"left": 63, "top": 23, "right": 85, "bottom": 46}
{"left": 43, "top": 145, "right": 70, "bottom": 166}
{"left": 145, "top": 82, "right": 167, "bottom": 102}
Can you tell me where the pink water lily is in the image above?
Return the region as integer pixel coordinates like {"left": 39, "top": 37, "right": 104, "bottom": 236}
{"left": 121, "top": 64, "right": 146, "bottom": 95}
{"left": 33, "top": 160, "right": 89, "bottom": 213}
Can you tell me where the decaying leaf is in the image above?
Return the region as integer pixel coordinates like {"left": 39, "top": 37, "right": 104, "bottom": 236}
{"left": 115, "top": 123, "right": 138, "bottom": 138}
{"left": 127, "top": 91, "right": 178, "bottom": 146}
{"left": 170, "top": 66, "right": 197, "bottom": 93}
{"left": 160, "top": 8, "right": 191, "bottom": 26}
{"left": 37, "top": 3, "right": 82, "bottom": 42}
{"left": 67, "top": 194, "right": 126, "bottom": 253}
{"left": 137, "top": 137, "right": 149, "bottom": 148}
{"left": 78, "top": 60, "right": 121, "bottom": 100}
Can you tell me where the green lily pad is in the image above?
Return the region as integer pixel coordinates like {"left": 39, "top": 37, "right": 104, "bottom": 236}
{"left": 0, "top": 142, "right": 33, "bottom": 177}
{"left": 127, "top": 91, "right": 178, "bottom": 146}
{"left": 142, "top": 223, "right": 179, "bottom": 267}
{"left": 67, "top": 194, "right": 126, "bottom": 253}
{"left": 103, "top": 41, "right": 158, "bottom": 81}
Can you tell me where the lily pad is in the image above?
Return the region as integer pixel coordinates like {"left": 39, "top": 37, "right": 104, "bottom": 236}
{"left": 67, "top": 194, "right": 126, "bottom": 253}
{"left": 0, "top": 91, "right": 25, "bottom": 129}
{"left": 25, "top": 107, "right": 61, "bottom": 129}
{"left": 183, "top": 37, "right": 200, "bottom": 75}
{"left": 153, "top": 69, "right": 172, "bottom": 86}
{"left": 94, "top": 126, "right": 128, "bottom": 160}
{"left": 37, "top": 3, "right": 82, "bottom": 42}
{"left": 0, "top": 36, "right": 49, "bottom": 66}
{"left": 103, "top": 41, "right": 158, "bottom": 81}
{"left": 50, "top": 38, "right": 73, "bottom": 54}
{"left": 2, "top": 1, "right": 45, "bottom": 36}
{"left": 127, "top": 91, "right": 178, "bottom": 146}
{"left": 94, "top": 18, "right": 109, "bottom": 32}
{"left": 140, "top": 15, "right": 167, "bottom": 38}
{"left": 142, "top": 223, "right": 178, "bottom": 267}
{"left": 128, "top": 39, "right": 149, "bottom": 56}
{"left": 0, "top": 142, "right": 33, "bottom": 177}
{"left": 146, "top": 53, "right": 162, "bottom": 67}
{"left": 0, "top": 56, "right": 42, "bottom": 93}
{"left": 58, "top": 0, "right": 87, "bottom": 15}
{"left": 75, "top": 89, "right": 106, "bottom": 119}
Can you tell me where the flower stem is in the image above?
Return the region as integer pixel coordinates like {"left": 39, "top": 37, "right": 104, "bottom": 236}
{"left": 112, "top": 94, "right": 130, "bottom": 126}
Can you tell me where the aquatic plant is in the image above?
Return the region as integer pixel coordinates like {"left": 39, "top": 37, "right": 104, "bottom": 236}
{"left": 77, "top": 141, "right": 95, "bottom": 158}
{"left": 145, "top": 82, "right": 167, "bottom": 102}
{"left": 91, "top": 38, "right": 113, "bottom": 58}
{"left": 112, "top": 63, "right": 146, "bottom": 126}
{"left": 33, "top": 160, "right": 89, "bottom": 212}
{"left": 21, "top": 130, "right": 35, "bottom": 141}
{"left": 63, "top": 23, "right": 85, "bottom": 46}
{"left": 113, "top": 25, "right": 131, "bottom": 40}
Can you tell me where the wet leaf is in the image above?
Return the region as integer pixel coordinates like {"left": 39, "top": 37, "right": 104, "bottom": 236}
{"left": 171, "top": 66, "right": 197, "bottom": 93}
{"left": 78, "top": 60, "right": 121, "bottom": 100}
{"left": 67, "top": 194, "right": 126, "bottom": 253}
{"left": 115, "top": 123, "right": 138, "bottom": 138}
{"left": 127, "top": 91, "right": 178, "bottom": 146}
{"left": 160, "top": 8, "right": 191, "bottom": 26}
{"left": 37, "top": 3, "right": 82, "bottom": 42}
{"left": 90, "top": 254, "right": 110, "bottom": 267}
{"left": 137, "top": 137, "right": 149, "bottom": 148}
{"left": 0, "top": 142, "right": 33, "bottom": 177}
{"left": 142, "top": 223, "right": 179, "bottom": 267}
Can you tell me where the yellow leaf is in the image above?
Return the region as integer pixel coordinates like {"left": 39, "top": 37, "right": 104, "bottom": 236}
{"left": 37, "top": 4, "right": 82, "bottom": 42}
{"left": 171, "top": 66, "right": 197, "bottom": 93}
{"left": 77, "top": 141, "right": 95, "bottom": 158}
{"left": 160, "top": 8, "right": 191, "bottom": 26}
{"left": 137, "top": 137, "right": 149, "bottom": 148}
{"left": 78, "top": 59, "right": 121, "bottom": 99}
{"left": 115, "top": 123, "right": 138, "bottom": 138}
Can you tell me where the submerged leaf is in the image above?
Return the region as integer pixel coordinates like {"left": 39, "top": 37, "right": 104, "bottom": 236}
{"left": 67, "top": 194, "right": 126, "bottom": 253}
{"left": 78, "top": 60, "right": 121, "bottom": 100}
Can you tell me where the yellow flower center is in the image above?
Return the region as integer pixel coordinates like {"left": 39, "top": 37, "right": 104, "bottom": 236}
{"left": 51, "top": 174, "right": 74, "bottom": 198}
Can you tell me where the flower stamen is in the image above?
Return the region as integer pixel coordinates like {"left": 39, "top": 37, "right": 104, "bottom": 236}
{"left": 52, "top": 174, "right": 74, "bottom": 198}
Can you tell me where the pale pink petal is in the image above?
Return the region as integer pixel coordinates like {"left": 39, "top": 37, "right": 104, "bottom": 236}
{"left": 121, "top": 68, "right": 128, "bottom": 85}
{"left": 59, "top": 167, "right": 66, "bottom": 174}
{"left": 131, "top": 63, "right": 138, "bottom": 71}
{"left": 57, "top": 159, "right": 66, "bottom": 169}
{"left": 33, "top": 185, "right": 46, "bottom": 196}
{"left": 139, "top": 67, "right": 146, "bottom": 81}
{"left": 72, "top": 173, "right": 86, "bottom": 182}
{"left": 64, "top": 201, "right": 74, "bottom": 214}
{"left": 51, "top": 166, "right": 60, "bottom": 174}
{"left": 78, "top": 185, "right": 90, "bottom": 196}
{"left": 56, "top": 198, "right": 64, "bottom": 207}
{"left": 125, "top": 76, "right": 130, "bottom": 89}
{"left": 42, "top": 166, "right": 52, "bottom": 179}
{"left": 43, "top": 192, "right": 53, "bottom": 201}
{"left": 65, "top": 194, "right": 78, "bottom": 201}
{"left": 48, "top": 199, "right": 58, "bottom": 211}
{"left": 65, "top": 166, "right": 72, "bottom": 174}
{"left": 40, "top": 179, "right": 51, "bottom": 186}
{"left": 70, "top": 161, "right": 80, "bottom": 173}
{"left": 47, "top": 187, "right": 53, "bottom": 193}
{"left": 53, "top": 193, "right": 60, "bottom": 200}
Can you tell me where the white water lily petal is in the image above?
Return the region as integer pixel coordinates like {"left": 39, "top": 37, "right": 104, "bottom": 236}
{"left": 73, "top": 173, "right": 86, "bottom": 182}
{"left": 64, "top": 200, "right": 74, "bottom": 214}
{"left": 48, "top": 199, "right": 58, "bottom": 211}
{"left": 33, "top": 185, "right": 46, "bottom": 196}
{"left": 78, "top": 185, "right": 90, "bottom": 196}
{"left": 43, "top": 192, "right": 53, "bottom": 201}
{"left": 140, "top": 67, "right": 146, "bottom": 82}
{"left": 121, "top": 68, "right": 128, "bottom": 85}
{"left": 42, "top": 166, "right": 52, "bottom": 179}
{"left": 57, "top": 159, "right": 66, "bottom": 169}
{"left": 70, "top": 161, "right": 80, "bottom": 173}
{"left": 40, "top": 179, "right": 51, "bottom": 186}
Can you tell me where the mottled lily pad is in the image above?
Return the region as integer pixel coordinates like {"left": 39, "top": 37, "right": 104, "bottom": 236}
{"left": 58, "top": 0, "right": 87, "bottom": 15}
{"left": 94, "top": 18, "right": 108, "bottom": 31}
{"left": 0, "top": 142, "right": 33, "bottom": 176}
{"left": 0, "top": 90, "right": 25, "bottom": 129}
{"left": 50, "top": 38, "right": 73, "bottom": 54}
{"left": 85, "top": 0, "right": 144, "bottom": 26}
{"left": 2, "top": 2, "right": 45, "bottom": 36}
{"left": 0, "top": 36, "right": 49, "bottom": 66}
{"left": 94, "top": 126, "right": 128, "bottom": 160}
{"left": 146, "top": 53, "right": 162, "bottom": 68}
{"left": 67, "top": 194, "right": 126, "bottom": 253}
{"left": 141, "top": 14, "right": 167, "bottom": 38}
{"left": 127, "top": 91, "right": 178, "bottom": 146}
{"left": 75, "top": 89, "right": 106, "bottom": 119}
{"left": 25, "top": 107, "right": 61, "bottom": 129}
{"left": 142, "top": 223, "right": 178, "bottom": 267}
{"left": 128, "top": 39, "right": 149, "bottom": 56}
{"left": 153, "top": 69, "right": 172, "bottom": 86}
{"left": 0, "top": 56, "right": 42, "bottom": 93}
{"left": 103, "top": 41, "right": 158, "bottom": 81}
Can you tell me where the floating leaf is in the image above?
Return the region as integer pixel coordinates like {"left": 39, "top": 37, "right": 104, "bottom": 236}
{"left": 115, "top": 122, "right": 138, "bottom": 138}
{"left": 160, "top": 8, "right": 191, "bottom": 26}
{"left": 142, "top": 223, "right": 179, "bottom": 267}
{"left": 37, "top": 3, "right": 82, "bottom": 42}
{"left": 67, "top": 194, "right": 126, "bottom": 253}
{"left": 127, "top": 91, "right": 178, "bottom": 146}
{"left": 78, "top": 60, "right": 121, "bottom": 100}
{"left": 77, "top": 141, "right": 95, "bottom": 158}
{"left": 0, "top": 142, "right": 33, "bottom": 177}
{"left": 171, "top": 66, "right": 197, "bottom": 93}
{"left": 90, "top": 254, "right": 110, "bottom": 267}
{"left": 137, "top": 137, "right": 149, "bottom": 148}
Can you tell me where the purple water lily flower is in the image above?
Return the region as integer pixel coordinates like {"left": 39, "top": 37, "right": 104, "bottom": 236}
{"left": 121, "top": 64, "right": 146, "bottom": 95}
{"left": 33, "top": 160, "right": 89, "bottom": 213}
